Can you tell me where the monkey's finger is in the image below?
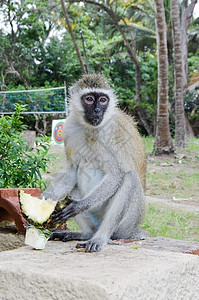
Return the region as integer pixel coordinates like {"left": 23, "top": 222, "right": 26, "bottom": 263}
{"left": 50, "top": 205, "right": 76, "bottom": 224}
{"left": 76, "top": 242, "right": 86, "bottom": 249}
{"left": 49, "top": 214, "right": 67, "bottom": 224}
{"left": 76, "top": 241, "right": 101, "bottom": 252}
{"left": 49, "top": 211, "right": 67, "bottom": 224}
{"left": 85, "top": 242, "right": 101, "bottom": 252}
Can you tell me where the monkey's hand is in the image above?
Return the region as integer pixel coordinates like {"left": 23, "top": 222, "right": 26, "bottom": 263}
{"left": 49, "top": 198, "right": 81, "bottom": 225}
{"left": 76, "top": 237, "right": 106, "bottom": 253}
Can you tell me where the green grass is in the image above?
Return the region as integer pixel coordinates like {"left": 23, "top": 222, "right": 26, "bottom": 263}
{"left": 145, "top": 137, "right": 199, "bottom": 201}
{"left": 143, "top": 136, "right": 154, "bottom": 153}
{"left": 67, "top": 218, "right": 79, "bottom": 231}
{"left": 141, "top": 203, "right": 199, "bottom": 242}
{"left": 146, "top": 169, "right": 199, "bottom": 200}
{"left": 187, "top": 137, "right": 199, "bottom": 151}
{"left": 143, "top": 136, "right": 199, "bottom": 153}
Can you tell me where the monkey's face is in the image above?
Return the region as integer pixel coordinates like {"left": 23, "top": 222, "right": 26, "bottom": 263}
{"left": 81, "top": 92, "right": 109, "bottom": 126}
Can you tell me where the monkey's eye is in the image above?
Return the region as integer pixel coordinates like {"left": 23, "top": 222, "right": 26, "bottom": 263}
{"left": 85, "top": 95, "right": 94, "bottom": 104}
{"left": 99, "top": 96, "right": 108, "bottom": 105}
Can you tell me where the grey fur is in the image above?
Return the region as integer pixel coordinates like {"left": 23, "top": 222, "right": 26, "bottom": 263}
{"left": 42, "top": 74, "right": 148, "bottom": 252}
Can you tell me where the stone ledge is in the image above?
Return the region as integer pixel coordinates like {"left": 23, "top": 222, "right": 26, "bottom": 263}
{"left": 0, "top": 238, "right": 198, "bottom": 299}
{"left": 0, "top": 233, "right": 24, "bottom": 252}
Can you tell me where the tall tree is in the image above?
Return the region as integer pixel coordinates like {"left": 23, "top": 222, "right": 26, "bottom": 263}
{"left": 181, "top": 0, "right": 198, "bottom": 139}
{"left": 153, "top": 0, "right": 174, "bottom": 154}
{"left": 171, "top": 0, "right": 187, "bottom": 148}
{"left": 0, "top": 0, "right": 58, "bottom": 87}
{"left": 60, "top": 0, "right": 87, "bottom": 74}
{"left": 181, "top": 0, "right": 198, "bottom": 91}
{"left": 69, "top": 0, "right": 152, "bottom": 135}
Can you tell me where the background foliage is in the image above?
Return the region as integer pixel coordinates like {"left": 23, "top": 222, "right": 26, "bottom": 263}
{"left": 0, "top": 0, "right": 198, "bottom": 135}
{"left": 0, "top": 104, "right": 51, "bottom": 188}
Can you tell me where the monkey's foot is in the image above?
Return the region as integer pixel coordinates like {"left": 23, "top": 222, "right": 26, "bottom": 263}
{"left": 76, "top": 238, "right": 104, "bottom": 253}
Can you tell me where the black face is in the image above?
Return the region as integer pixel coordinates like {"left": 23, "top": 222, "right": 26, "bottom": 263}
{"left": 81, "top": 92, "right": 109, "bottom": 126}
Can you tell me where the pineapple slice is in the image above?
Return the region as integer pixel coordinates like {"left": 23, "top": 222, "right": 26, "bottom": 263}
{"left": 19, "top": 190, "right": 58, "bottom": 249}
{"left": 20, "top": 190, "right": 57, "bottom": 225}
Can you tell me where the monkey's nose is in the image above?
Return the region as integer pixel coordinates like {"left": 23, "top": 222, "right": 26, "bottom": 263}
{"left": 94, "top": 107, "right": 100, "bottom": 113}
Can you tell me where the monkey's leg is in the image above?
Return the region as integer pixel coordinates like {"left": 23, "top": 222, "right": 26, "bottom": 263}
{"left": 76, "top": 170, "right": 145, "bottom": 252}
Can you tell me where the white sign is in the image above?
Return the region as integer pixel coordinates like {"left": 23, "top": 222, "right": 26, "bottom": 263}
{"left": 51, "top": 119, "right": 65, "bottom": 145}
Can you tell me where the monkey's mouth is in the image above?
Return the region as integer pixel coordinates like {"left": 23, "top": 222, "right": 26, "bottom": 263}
{"left": 85, "top": 116, "right": 103, "bottom": 126}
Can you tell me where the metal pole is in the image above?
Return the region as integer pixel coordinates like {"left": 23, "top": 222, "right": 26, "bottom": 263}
{"left": 64, "top": 81, "right": 68, "bottom": 116}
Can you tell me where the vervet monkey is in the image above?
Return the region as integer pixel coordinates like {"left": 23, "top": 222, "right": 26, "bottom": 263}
{"left": 43, "top": 74, "right": 148, "bottom": 252}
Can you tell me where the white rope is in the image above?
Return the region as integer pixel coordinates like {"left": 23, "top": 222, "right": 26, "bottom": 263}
{"left": 0, "top": 86, "right": 65, "bottom": 94}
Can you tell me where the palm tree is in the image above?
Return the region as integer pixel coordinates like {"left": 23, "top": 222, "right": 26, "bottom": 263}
{"left": 126, "top": 0, "right": 156, "bottom": 51}
{"left": 181, "top": 0, "right": 198, "bottom": 91}
{"left": 153, "top": 0, "right": 174, "bottom": 154}
{"left": 171, "top": 0, "right": 187, "bottom": 148}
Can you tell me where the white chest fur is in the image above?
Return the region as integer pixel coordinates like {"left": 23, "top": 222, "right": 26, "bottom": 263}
{"left": 64, "top": 119, "right": 106, "bottom": 197}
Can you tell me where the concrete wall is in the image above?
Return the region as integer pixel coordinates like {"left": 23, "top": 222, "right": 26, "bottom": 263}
{"left": 0, "top": 238, "right": 198, "bottom": 299}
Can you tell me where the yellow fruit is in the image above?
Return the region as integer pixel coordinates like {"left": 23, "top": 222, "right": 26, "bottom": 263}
{"left": 19, "top": 190, "right": 57, "bottom": 224}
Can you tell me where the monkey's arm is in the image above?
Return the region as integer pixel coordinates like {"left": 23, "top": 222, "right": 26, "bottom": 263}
{"left": 50, "top": 168, "right": 123, "bottom": 223}
{"left": 41, "top": 163, "right": 77, "bottom": 201}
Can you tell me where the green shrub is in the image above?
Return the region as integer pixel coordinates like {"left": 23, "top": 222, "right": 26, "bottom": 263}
{"left": 0, "top": 104, "right": 51, "bottom": 189}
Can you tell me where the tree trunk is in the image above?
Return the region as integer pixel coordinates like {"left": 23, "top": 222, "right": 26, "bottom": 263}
{"left": 181, "top": 0, "right": 197, "bottom": 91}
{"left": 185, "top": 113, "right": 195, "bottom": 138}
{"left": 181, "top": 0, "right": 197, "bottom": 138}
{"left": 60, "top": 0, "right": 87, "bottom": 74}
{"left": 171, "top": 0, "right": 187, "bottom": 148}
{"left": 153, "top": 0, "right": 174, "bottom": 155}
{"left": 80, "top": 31, "right": 91, "bottom": 74}
{"left": 35, "top": 114, "right": 48, "bottom": 135}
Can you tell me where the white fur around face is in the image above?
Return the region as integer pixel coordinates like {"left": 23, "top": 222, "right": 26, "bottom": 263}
{"left": 68, "top": 87, "right": 118, "bottom": 129}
